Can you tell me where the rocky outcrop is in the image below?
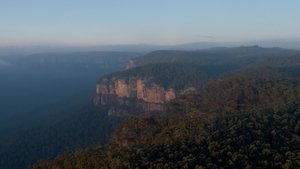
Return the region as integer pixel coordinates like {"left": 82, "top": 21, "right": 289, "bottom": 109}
{"left": 93, "top": 77, "right": 178, "bottom": 116}
{"left": 94, "top": 59, "right": 203, "bottom": 116}
{"left": 125, "top": 59, "right": 136, "bottom": 69}
{"left": 96, "top": 78, "right": 176, "bottom": 104}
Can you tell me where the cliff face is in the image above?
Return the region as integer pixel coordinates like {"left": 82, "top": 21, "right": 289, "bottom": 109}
{"left": 125, "top": 59, "right": 136, "bottom": 69}
{"left": 94, "top": 77, "right": 177, "bottom": 116}
{"left": 96, "top": 78, "right": 176, "bottom": 103}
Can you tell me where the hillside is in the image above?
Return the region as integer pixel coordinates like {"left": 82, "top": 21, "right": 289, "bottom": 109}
{"left": 27, "top": 47, "right": 300, "bottom": 168}
{"left": 94, "top": 47, "right": 300, "bottom": 116}
{"left": 94, "top": 62, "right": 216, "bottom": 116}
{"left": 32, "top": 47, "right": 300, "bottom": 169}
{"left": 31, "top": 73, "right": 300, "bottom": 169}
{"left": 126, "top": 46, "right": 298, "bottom": 69}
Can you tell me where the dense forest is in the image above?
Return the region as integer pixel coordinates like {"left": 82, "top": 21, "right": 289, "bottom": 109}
{"left": 3, "top": 0, "right": 300, "bottom": 168}
{"left": 2, "top": 47, "right": 300, "bottom": 169}
{"left": 31, "top": 73, "right": 300, "bottom": 169}
{"left": 102, "top": 62, "right": 220, "bottom": 90}
{"left": 101, "top": 46, "right": 300, "bottom": 92}
{"left": 130, "top": 46, "right": 297, "bottom": 67}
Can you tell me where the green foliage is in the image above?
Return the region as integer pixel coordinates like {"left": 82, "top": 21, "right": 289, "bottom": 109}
{"left": 102, "top": 62, "right": 220, "bottom": 90}
{"left": 195, "top": 77, "right": 300, "bottom": 114}
{"left": 31, "top": 77, "right": 300, "bottom": 169}
{"left": 99, "top": 47, "right": 300, "bottom": 92}
{"left": 133, "top": 47, "right": 296, "bottom": 67}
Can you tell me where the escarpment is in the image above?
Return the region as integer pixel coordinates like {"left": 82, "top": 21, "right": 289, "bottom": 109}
{"left": 93, "top": 62, "right": 217, "bottom": 116}
{"left": 93, "top": 77, "right": 179, "bottom": 116}
{"left": 96, "top": 78, "right": 176, "bottom": 103}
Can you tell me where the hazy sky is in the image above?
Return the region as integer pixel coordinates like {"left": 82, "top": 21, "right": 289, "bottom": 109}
{"left": 0, "top": 0, "right": 300, "bottom": 46}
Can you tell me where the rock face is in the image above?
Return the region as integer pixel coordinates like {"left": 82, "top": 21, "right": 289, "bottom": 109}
{"left": 96, "top": 78, "right": 176, "bottom": 103}
{"left": 125, "top": 59, "right": 136, "bottom": 69}
{"left": 93, "top": 77, "right": 177, "bottom": 116}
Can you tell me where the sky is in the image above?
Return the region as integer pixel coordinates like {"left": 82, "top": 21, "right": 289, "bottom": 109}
{"left": 0, "top": 0, "right": 300, "bottom": 46}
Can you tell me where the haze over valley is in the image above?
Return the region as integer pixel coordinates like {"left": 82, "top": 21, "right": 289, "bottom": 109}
{"left": 1, "top": 1, "right": 300, "bottom": 169}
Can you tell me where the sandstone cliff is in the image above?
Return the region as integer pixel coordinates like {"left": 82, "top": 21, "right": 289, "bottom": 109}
{"left": 94, "top": 77, "right": 178, "bottom": 116}
{"left": 96, "top": 78, "right": 176, "bottom": 103}
{"left": 125, "top": 59, "right": 136, "bottom": 69}
{"left": 94, "top": 61, "right": 205, "bottom": 116}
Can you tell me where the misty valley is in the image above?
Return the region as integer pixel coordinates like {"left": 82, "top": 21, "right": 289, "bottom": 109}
{"left": 0, "top": 52, "right": 137, "bottom": 169}
{"left": 2, "top": 1, "right": 300, "bottom": 169}
{"left": 0, "top": 46, "right": 299, "bottom": 169}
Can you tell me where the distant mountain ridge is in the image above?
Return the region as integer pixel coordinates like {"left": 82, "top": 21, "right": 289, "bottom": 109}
{"left": 127, "top": 46, "right": 297, "bottom": 68}
{"left": 1, "top": 40, "right": 300, "bottom": 56}
{"left": 94, "top": 46, "right": 300, "bottom": 116}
